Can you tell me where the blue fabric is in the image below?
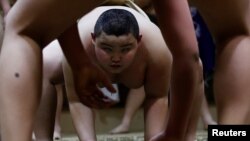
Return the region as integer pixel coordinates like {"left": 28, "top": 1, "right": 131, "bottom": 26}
{"left": 191, "top": 7, "right": 216, "bottom": 76}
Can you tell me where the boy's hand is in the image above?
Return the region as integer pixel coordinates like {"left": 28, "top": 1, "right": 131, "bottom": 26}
{"left": 72, "top": 62, "right": 117, "bottom": 108}
{"left": 149, "top": 132, "right": 180, "bottom": 141}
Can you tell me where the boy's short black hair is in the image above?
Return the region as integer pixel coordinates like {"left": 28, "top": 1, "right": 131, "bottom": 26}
{"left": 94, "top": 9, "right": 140, "bottom": 39}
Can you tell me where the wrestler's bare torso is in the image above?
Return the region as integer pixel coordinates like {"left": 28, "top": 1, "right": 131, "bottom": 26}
{"left": 5, "top": 0, "right": 104, "bottom": 45}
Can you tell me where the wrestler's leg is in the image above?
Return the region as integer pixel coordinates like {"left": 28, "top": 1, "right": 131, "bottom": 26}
{"left": 184, "top": 89, "right": 202, "bottom": 141}
{"left": 0, "top": 12, "right": 3, "bottom": 141}
{"left": 53, "top": 84, "right": 64, "bottom": 140}
{"left": 34, "top": 43, "right": 64, "bottom": 141}
{"left": 34, "top": 75, "right": 57, "bottom": 141}
{"left": 0, "top": 14, "right": 3, "bottom": 49}
{"left": 200, "top": 92, "right": 216, "bottom": 130}
{"left": 214, "top": 36, "right": 250, "bottom": 124}
{"left": 0, "top": 29, "right": 42, "bottom": 141}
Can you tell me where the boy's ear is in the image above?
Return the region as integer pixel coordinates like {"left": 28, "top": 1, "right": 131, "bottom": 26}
{"left": 137, "top": 34, "right": 142, "bottom": 43}
{"left": 91, "top": 33, "right": 96, "bottom": 45}
{"left": 91, "top": 33, "right": 96, "bottom": 41}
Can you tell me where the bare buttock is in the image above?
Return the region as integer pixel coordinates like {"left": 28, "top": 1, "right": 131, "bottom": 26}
{"left": 190, "top": 0, "right": 250, "bottom": 43}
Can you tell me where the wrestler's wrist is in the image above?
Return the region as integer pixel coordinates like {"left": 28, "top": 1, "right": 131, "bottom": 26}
{"left": 69, "top": 57, "right": 93, "bottom": 71}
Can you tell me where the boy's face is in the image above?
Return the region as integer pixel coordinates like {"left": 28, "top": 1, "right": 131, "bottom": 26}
{"left": 92, "top": 32, "right": 141, "bottom": 74}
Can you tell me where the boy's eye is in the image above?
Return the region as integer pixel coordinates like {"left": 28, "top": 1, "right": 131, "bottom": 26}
{"left": 121, "top": 47, "right": 131, "bottom": 53}
{"left": 102, "top": 47, "right": 112, "bottom": 52}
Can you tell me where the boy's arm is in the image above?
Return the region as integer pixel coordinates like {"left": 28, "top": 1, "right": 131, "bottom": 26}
{"left": 143, "top": 41, "right": 172, "bottom": 141}
{"left": 62, "top": 58, "right": 96, "bottom": 140}
{"left": 151, "top": 0, "right": 202, "bottom": 140}
{"left": 58, "top": 23, "right": 116, "bottom": 108}
{"left": 62, "top": 57, "right": 115, "bottom": 108}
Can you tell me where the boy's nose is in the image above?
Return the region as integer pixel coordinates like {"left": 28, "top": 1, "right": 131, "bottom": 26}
{"left": 111, "top": 54, "right": 121, "bottom": 62}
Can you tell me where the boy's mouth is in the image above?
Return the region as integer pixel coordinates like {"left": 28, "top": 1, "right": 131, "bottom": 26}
{"left": 110, "top": 64, "right": 121, "bottom": 68}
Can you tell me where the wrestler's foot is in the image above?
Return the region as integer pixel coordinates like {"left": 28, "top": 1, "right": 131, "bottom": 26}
{"left": 32, "top": 132, "right": 36, "bottom": 141}
{"left": 53, "top": 131, "right": 61, "bottom": 140}
{"left": 109, "top": 124, "right": 129, "bottom": 134}
{"left": 203, "top": 120, "right": 217, "bottom": 130}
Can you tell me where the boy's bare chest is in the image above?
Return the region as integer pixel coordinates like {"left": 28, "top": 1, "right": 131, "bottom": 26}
{"left": 112, "top": 64, "right": 146, "bottom": 89}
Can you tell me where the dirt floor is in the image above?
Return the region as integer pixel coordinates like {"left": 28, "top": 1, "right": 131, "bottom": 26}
{"left": 61, "top": 131, "right": 208, "bottom": 141}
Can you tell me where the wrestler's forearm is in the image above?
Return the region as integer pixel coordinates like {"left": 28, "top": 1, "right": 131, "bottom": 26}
{"left": 152, "top": 0, "right": 201, "bottom": 139}
{"left": 167, "top": 61, "right": 201, "bottom": 139}
{"left": 58, "top": 23, "right": 91, "bottom": 71}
